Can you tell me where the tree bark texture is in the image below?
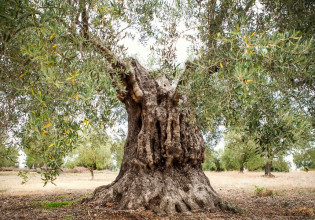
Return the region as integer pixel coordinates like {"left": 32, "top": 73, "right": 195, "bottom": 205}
{"left": 264, "top": 161, "right": 274, "bottom": 177}
{"left": 87, "top": 59, "right": 227, "bottom": 214}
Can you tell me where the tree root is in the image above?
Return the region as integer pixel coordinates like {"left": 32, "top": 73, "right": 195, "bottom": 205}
{"left": 83, "top": 168, "right": 236, "bottom": 215}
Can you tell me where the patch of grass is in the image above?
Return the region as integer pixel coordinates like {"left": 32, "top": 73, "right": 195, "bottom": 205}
{"left": 253, "top": 185, "right": 265, "bottom": 196}
{"left": 79, "top": 193, "right": 92, "bottom": 200}
{"left": 36, "top": 201, "right": 76, "bottom": 209}
{"left": 64, "top": 216, "right": 74, "bottom": 220}
{"left": 253, "top": 185, "right": 274, "bottom": 197}
{"left": 0, "top": 189, "right": 7, "bottom": 193}
{"left": 57, "top": 194, "right": 69, "bottom": 199}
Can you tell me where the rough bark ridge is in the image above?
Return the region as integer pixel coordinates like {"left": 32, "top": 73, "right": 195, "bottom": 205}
{"left": 88, "top": 59, "right": 226, "bottom": 215}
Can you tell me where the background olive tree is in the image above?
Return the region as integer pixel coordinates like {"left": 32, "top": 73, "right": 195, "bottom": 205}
{"left": 65, "top": 129, "right": 125, "bottom": 179}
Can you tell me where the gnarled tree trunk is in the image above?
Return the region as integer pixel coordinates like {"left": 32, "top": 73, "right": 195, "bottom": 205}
{"left": 87, "top": 59, "right": 227, "bottom": 215}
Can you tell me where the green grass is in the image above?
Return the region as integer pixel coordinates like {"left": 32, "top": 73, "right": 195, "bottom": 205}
{"left": 0, "top": 189, "right": 6, "bottom": 193}
{"left": 37, "top": 201, "right": 76, "bottom": 209}
{"left": 57, "top": 194, "right": 69, "bottom": 199}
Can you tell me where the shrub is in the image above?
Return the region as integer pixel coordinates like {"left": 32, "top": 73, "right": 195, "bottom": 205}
{"left": 253, "top": 185, "right": 274, "bottom": 197}
{"left": 254, "top": 185, "right": 265, "bottom": 196}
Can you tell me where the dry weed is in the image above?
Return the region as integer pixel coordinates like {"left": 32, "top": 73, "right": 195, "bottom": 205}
{"left": 289, "top": 207, "right": 314, "bottom": 217}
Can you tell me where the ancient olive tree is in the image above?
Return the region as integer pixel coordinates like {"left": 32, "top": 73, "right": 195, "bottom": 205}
{"left": 0, "top": 0, "right": 236, "bottom": 214}
{"left": 1, "top": 0, "right": 313, "bottom": 215}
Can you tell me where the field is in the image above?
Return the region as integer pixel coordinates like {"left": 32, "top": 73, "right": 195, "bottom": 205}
{"left": 0, "top": 170, "right": 314, "bottom": 219}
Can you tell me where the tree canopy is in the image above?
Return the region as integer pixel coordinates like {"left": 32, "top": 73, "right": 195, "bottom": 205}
{"left": 0, "top": 0, "right": 314, "bottom": 182}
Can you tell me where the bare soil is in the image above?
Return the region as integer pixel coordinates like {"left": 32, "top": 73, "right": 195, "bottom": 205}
{"left": 0, "top": 171, "right": 314, "bottom": 219}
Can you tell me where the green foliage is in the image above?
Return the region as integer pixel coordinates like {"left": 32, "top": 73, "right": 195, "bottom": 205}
{"left": 293, "top": 147, "right": 315, "bottom": 170}
{"left": 0, "top": 137, "right": 19, "bottom": 167}
{"left": 65, "top": 130, "right": 112, "bottom": 172}
{"left": 185, "top": 1, "right": 314, "bottom": 173}
{"left": 36, "top": 201, "right": 76, "bottom": 209}
{"left": 1, "top": 0, "right": 313, "bottom": 183}
{"left": 245, "top": 155, "right": 265, "bottom": 171}
{"left": 17, "top": 170, "right": 30, "bottom": 184}
{"left": 253, "top": 185, "right": 265, "bottom": 196}
{"left": 190, "top": 28, "right": 313, "bottom": 159}
{"left": 271, "top": 156, "right": 290, "bottom": 172}
{"left": 24, "top": 147, "right": 45, "bottom": 169}
{"left": 110, "top": 138, "right": 125, "bottom": 170}
{"left": 202, "top": 147, "right": 217, "bottom": 171}
{"left": 1, "top": 0, "right": 125, "bottom": 183}
{"left": 221, "top": 127, "right": 258, "bottom": 171}
{"left": 253, "top": 185, "right": 274, "bottom": 197}
{"left": 203, "top": 147, "right": 225, "bottom": 171}
{"left": 221, "top": 147, "right": 239, "bottom": 171}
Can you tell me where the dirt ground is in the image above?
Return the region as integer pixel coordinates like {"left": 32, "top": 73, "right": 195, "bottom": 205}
{"left": 0, "top": 171, "right": 314, "bottom": 219}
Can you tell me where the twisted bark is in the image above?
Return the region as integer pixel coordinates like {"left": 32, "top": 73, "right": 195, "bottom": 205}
{"left": 86, "top": 59, "right": 228, "bottom": 215}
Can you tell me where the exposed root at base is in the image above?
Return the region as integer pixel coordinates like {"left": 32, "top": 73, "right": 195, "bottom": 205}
{"left": 83, "top": 169, "right": 238, "bottom": 215}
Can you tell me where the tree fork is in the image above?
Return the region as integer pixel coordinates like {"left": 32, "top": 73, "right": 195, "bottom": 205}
{"left": 83, "top": 59, "right": 232, "bottom": 215}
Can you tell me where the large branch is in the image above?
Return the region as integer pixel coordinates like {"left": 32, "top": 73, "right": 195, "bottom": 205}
{"left": 79, "top": 1, "right": 127, "bottom": 71}
{"left": 78, "top": 1, "right": 135, "bottom": 101}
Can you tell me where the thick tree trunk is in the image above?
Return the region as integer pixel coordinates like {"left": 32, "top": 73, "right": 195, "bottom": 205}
{"left": 215, "top": 160, "right": 221, "bottom": 172}
{"left": 264, "top": 161, "right": 274, "bottom": 177}
{"left": 86, "top": 59, "right": 228, "bottom": 214}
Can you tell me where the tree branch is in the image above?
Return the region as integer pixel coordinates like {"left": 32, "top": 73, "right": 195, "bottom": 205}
{"left": 172, "top": 61, "right": 198, "bottom": 103}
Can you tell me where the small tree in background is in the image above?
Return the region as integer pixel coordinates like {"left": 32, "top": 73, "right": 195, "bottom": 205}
{"left": 24, "top": 146, "right": 45, "bottom": 169}
{"left": 271, "top": 156, "right": 290, "bottom": 172}
{"left": 294, "top": 147, "right": 315, "bottom": 171}
{"left": 0, "top": 134, "right": 19, "bottom": 168}
{"left": 203, "top": 147, "right": 225, "bottom": 172}
{"left": 0, "top": 144, "right": 19, "bottom": 168}
{"left": 245, "top": 155, "right": 265, "bottom": 171}
{"left": 222, "top": 128, "right": 257, "bottom": 173}
{"left": 110, "top": 138, "right": 125, "bottom": 171}
{"left": 66, "top": 130, "right": 112, "bottom": 180}
{"left": 202, "top": 147, "right": 216, "bottom": 171}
